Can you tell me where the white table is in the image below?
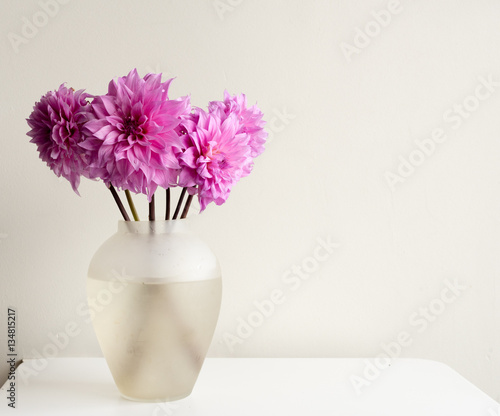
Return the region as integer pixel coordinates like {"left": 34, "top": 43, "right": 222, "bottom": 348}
{"left": 2, "top": 357, "right": 498, "bottom": 415}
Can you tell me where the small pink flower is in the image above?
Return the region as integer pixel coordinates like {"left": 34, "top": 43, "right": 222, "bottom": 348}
{"left": 26, "top": 84, "right": 92, "bottom": 195}
{"left": 209, "top": 91, "right": 267, "bottom": 161}
{"left": 81, "top": 69, "right": 190, "bottom": 200}
{"left": 176, "top": 109, "right": 252, "bottom": 211}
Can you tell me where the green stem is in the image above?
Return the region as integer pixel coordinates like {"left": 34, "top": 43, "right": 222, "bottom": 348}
{"left": 125, "top": 190, "right": 140, "bottom": 221}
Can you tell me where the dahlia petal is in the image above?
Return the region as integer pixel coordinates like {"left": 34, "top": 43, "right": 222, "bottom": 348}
{"left": 126, "top": 148, "right": 141, "bottom": 171}
{"left": 84, "top": 119, "right": 107, "bottom": 134}
{"left": 178, "top": 168, "right": 197, "bottom": 188}
{"left": 152, "top": 168, "right": 178, "bottom": 189}
{"left": 93, "top": 124, "right": 115, "bottom": 140}
{"left": 131, "top": 102, "right": 143, "bottom": 121}
{"left": 97, "top": 145, "right": 114, "bottom": 164}
{"left": 163, "top": 96, "right": 191, "bottom": 118}
{"left": 180, "top": 147, "right": 198, "bottom": 168}
{"left": 158, "top": 151, "right": 180, "bottom": 170}
{"left": 116, "top": 159, "right": 134, "bottom": 179}
{"left": 102, "top": 130, "right": 121, "bottom": 145}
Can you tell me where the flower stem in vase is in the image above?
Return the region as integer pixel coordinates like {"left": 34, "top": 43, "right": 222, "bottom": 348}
{"left": 165, "top": 188, "right": 171, "bottom": 220}
{"left": 125, "top": 190, "right": 140, "bottom": 221}
{"left": 149, "top": 194, "right": 156, "bottom": 221}
{"left": 108, "top": 184, "right": 130, "bottom": 221}
{"left": 172, "top": 188, "right": 187, "bottom": 220}
{"left": 180, "top": 194, "right": 194, "bottom": 219}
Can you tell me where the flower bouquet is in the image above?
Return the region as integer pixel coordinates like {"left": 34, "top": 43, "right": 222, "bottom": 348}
{"left": 26, "top": 69, "right": 267, "bottom": 402}
{"left": 27, "top": 68, "right": 267, "bottom": 220}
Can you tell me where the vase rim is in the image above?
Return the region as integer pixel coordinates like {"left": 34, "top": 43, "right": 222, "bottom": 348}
{"left": 117, "top": 219, "right": 190, "bottom": 234}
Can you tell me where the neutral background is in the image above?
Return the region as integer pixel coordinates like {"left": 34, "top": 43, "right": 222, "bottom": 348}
{"left": 2, "top": 0, "right": 500, "bottom": 401}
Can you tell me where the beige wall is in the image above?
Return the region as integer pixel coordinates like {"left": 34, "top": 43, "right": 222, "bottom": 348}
{"left": 1, "top": 0, "right": 500, "bottom": 400}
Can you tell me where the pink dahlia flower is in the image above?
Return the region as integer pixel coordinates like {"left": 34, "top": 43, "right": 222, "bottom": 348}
{"left": 81, "top": 69, "right": 190, "bottom": 200}
{"left": 208, "top": 91, "right": 267, "bottom": 160}
{"left": 176, "top": 109, "right": 252, "bottom": 211}
{"left": 26, "top": 84, "right": 92, "bottom": 194}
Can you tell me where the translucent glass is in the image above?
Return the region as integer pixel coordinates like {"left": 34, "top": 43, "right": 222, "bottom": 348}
{"left": 87, "top": 220, "right": 222, "bottom": 402}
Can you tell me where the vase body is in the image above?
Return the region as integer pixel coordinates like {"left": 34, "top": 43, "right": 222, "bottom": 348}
{"left": 87, "top": 220, "right": 222, "bottom": 402}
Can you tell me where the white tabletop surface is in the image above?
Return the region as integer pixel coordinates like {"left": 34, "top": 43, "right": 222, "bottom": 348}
{"left": 2, "top": 357, "right": 498, "bottom": 415}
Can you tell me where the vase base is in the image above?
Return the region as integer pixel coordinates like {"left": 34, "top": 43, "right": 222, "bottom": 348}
{"left": 120, "top": 390, "right": 192, "bottom": 403}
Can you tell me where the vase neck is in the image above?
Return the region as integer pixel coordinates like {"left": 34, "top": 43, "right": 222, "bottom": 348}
{"left": 117, "top": 220, "right": 189, "bottom": 235}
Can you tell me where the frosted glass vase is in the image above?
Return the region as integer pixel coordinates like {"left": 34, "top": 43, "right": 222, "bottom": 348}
{"left": 86, "top": 220, "right": 222, "bottom": 402}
